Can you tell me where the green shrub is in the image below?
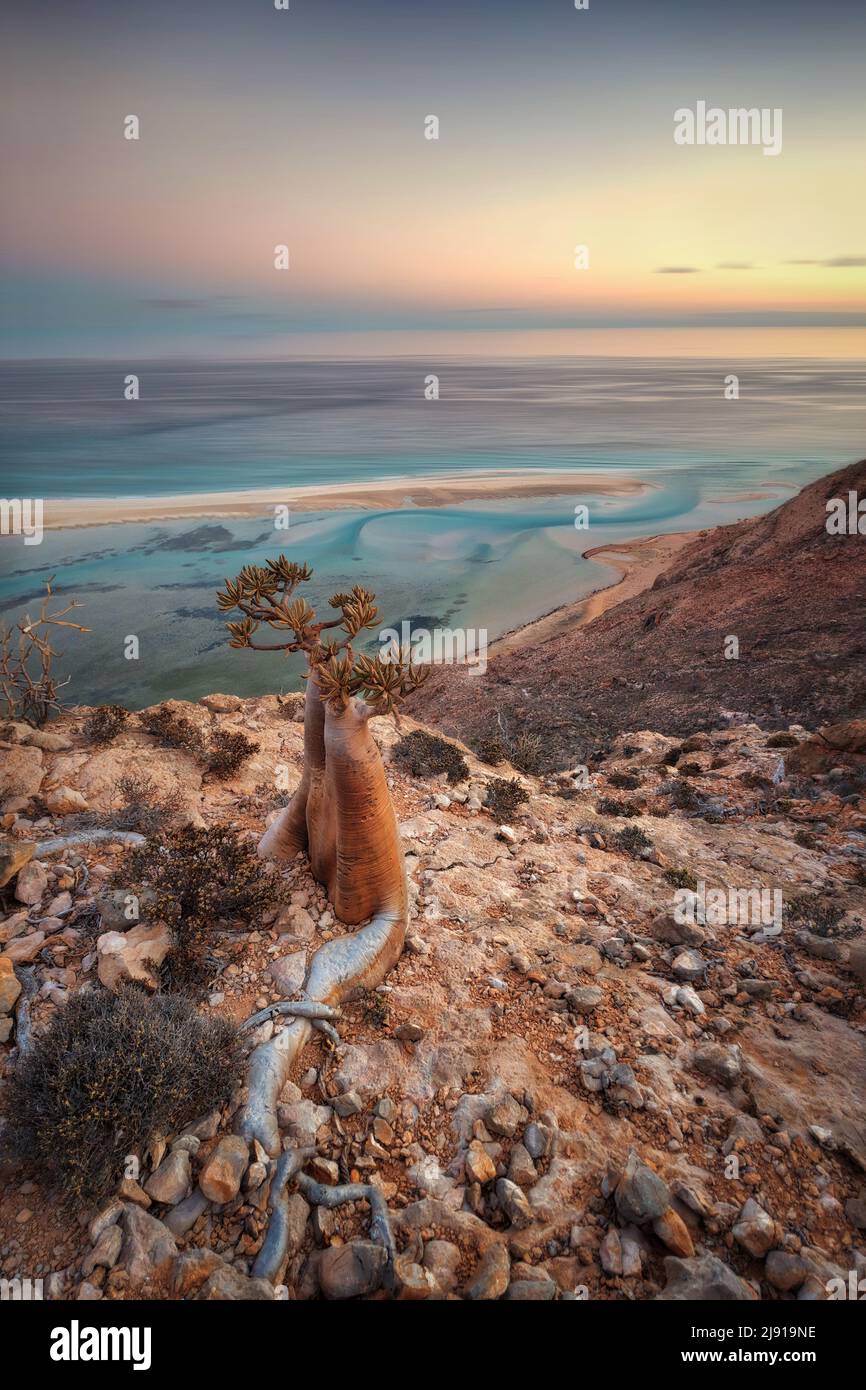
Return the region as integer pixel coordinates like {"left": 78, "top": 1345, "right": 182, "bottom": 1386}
{"left": 0, "top": 986, "right": 241, "bottom": 1209}
{"left": 84, "top": 704, "right": 129, "bottom": 744}
{"left": 485, "top": 776, "right": 529, "bottom": 822}
{"left": 392, "top": 729, "right": 469, "bottom": 784}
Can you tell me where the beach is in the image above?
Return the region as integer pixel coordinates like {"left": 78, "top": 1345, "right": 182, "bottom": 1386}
{"left": 490, "top": 530, "right": 699, "bottom": 656}
{"left": 39, "top": 470, "right": 651, "bottom": 531}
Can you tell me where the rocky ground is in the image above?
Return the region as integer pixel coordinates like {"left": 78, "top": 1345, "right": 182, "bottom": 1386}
{"left": 1, "top": 693, "right": 865, "bottom": 1301}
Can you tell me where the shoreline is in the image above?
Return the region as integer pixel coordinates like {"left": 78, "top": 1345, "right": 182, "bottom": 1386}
{"left": 38, "top": 470, "right": 652, "bottom": 531}
{"left": 490, "top": 529, "right": 700, "bottom": 656}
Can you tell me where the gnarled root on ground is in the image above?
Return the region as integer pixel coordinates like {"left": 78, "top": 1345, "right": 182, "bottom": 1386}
{"left": 252, "top": 1144, "right": 397, "bottom": 1290}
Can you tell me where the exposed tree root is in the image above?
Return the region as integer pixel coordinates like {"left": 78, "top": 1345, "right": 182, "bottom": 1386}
{"left": 239, "top": 999, "right": 341, "bottom": 1032}
{"left": 295, "top": 1171, "right": 397, "bottom": 1290}
{"left": 238, "top": 899, "right": 405, "bottom": 1155}
{"left": 252, "top": 1146, "right": 398, "bottom": 1291}
{"left": 12, "top": 967, "right": 37, "bottom": 1056}
{"left": 251, "top": 1146, "right": 316, "bottom": 1283}
{"left": 34, "top": 829, "right": 145, "bottom": 856}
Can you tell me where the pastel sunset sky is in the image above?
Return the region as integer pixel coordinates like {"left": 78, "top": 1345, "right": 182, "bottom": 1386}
{"left": 2, "top": 0, "right": 864, "bottom": 357}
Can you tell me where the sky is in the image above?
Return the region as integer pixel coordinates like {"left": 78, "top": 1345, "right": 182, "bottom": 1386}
{"left": 1, "top": 0, "right": 865, "bottom": 358}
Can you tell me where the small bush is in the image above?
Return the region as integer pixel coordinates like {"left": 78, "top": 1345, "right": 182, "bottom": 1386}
{"left": 141, "top": 705, "right": 206, "bottom": 758}
{"left": 122, "top": 826, "right": 285, "bottom": 993}
{"left": 206, "top": 728, "right": 258, "bottom": 777}
{"left": 669, "top": 778, "right": 700, "bottom": 810}
{"left": 597, "top": 796, "right": 641, "bottom": 818}
{"left": 110, "top": 771, "right": 182, "bottom": 836}
{"left": 607, "top": 770, "right": 641, "bottom": 790}
{"left": 0, "top": 986, "right": 241, "bottom": 1209}
{"left": 614, "top": 824, "right": 653, "bottom": 858}
{"left": 84, "top": 704, "right": 129, "bottom": 744}
{"left": 508, "top": 732, "right": 544, "bottom": 774}
{"left": 784, "top": 895, "right": 851, "bottom": 938}
{"left": 0, "top": 579, "right": 87, "bottom": 726}
{"left": 474, "top": 737, "right": 507, "bottom": 766}
{"left": 766, "top": 732, "right": 799, "bottom": 749}
{"left": 473, "top": 728, "right": 544, "bottom": 773}
{"left": 742, "top": 770, "right": 773, "bottom": 791}
{"left": 677, "top": 761, "right": 704, "bottom": 777}
{"left": 392, "top": 730, "right": 469, "bottom": 784}
{"left": 361, "top": 988, "right": 389, "bottom": 1029}
{"left": 485, "top": 776, "right": 529, "bottom": 822}
{"left": 664, "top": 866, "right": 698, "bottom": 891}
{"left": 141, "top": 705, "right": 257, "bottom": 778}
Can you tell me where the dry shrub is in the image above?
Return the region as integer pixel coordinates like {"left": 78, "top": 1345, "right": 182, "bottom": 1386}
{"left": 614, "top": 824, "right": 653, "bottom": 858}
{"left": 121, "top": 825, "right": 284, "bottom": 994}
{"left": 206, "top": 728, "right": 258, "bottom": 777}
{"left": 84, "top": 704, "right": 129, "bottom": 744}
{"left": 508, "top": 732, "right": 544, "bottom": 774}
{"left": 393, "top": 729, "right": 469, "bottom": 784}
{"left": 785, "top": 895, "right": 853, "bottom": 939}
{"left": 0, "top": 985, "right": 241, "bottom": 1209}
{"left": 474, "top": 737, "right": 507, "bottom": 766}
{"left": 141, "top": 704, "right": 257, "bottom": 777}
{"left": 0, "top": 578, "right": 88, "bottom": 726}
{"left": 607, "top": 770, "right": 641, "bottom": 790}
{"left": 140, "top": 704, "right": 206, "bottom": 758}
{"left": 474, "top": 728, "right": 544, "bottom": 773}
{"left": 485, "top": 776, "right": 529, "bottom": 822}
{"left": 110, "top": 771, "right": 183, "bottom": 836}
{"left": 664, "top": 865, "right": 698, "bottom": 891}
{"left": 597, "top": 796, "right": 642, "bottom": 818}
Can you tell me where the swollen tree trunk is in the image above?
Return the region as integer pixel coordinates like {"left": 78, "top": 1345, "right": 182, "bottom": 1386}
{"left": 242, "top": 692, "right": 407, "bottom": 1155}
{"left": 258, "top": 671, "right": 328, "bottom": 868}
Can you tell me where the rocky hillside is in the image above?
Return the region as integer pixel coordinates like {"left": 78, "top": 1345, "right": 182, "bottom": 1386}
{"left": 409, "top": 459, "right": 866, "bottom": 768}
{"left": 0, "top": 695, "right": 865, "bottom": 1301}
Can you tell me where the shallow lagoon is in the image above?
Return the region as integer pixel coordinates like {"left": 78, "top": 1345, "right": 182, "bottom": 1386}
{"left": 2, "top": 355, "right": 864, "bottom": 706}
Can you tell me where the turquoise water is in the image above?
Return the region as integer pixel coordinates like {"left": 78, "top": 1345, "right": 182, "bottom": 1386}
{"left": 1, "top": 357, "right": 864, "bottom": 706}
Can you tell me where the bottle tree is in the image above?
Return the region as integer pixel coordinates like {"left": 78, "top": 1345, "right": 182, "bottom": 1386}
{"left": 217, "top": 558, "right": 426, "bottom": 1152}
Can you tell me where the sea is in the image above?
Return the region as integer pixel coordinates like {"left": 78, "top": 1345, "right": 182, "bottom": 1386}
{"left": 1, "top": 356, "right": 864, "bottom": 708}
